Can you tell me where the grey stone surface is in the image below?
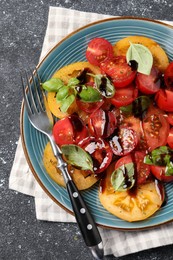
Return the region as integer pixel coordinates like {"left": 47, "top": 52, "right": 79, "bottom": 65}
{"left": 1, "top": 0, "right": 173, "bottom": 259}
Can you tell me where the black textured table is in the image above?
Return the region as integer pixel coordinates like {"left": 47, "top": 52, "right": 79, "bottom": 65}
{"left": 1, "top": 1, "right": 173, "bottom": 259}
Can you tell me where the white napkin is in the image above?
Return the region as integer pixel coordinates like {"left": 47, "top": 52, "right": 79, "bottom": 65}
{"left": 9, "top": 6, "right": 173, "bottom": 257}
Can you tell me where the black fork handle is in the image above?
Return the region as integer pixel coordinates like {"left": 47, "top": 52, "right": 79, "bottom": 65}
{"left": 49, "top": 137, "right": 104, "bottom": 259}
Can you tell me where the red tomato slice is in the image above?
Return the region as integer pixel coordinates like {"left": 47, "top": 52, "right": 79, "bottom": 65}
{"left": 88, "top": 108, "right": 117, "bottom": 138}
{"left": 86, "top": 38, "right": 114, "bottom": 66}
{"left": 164, "top": 61, "right": 173, "bottom": 89}
{"left": 100, "top": 56, "right": 136, "bottom": 88}
{"left": 109, "top": 128, "right": 138, "bottom": 156}
{"left": 136, "top": 67, "right": 161, "bottom": 94}
{"left": 76, "top": 98, "right": 104, "bottom": 113}
{"left": 115, "top": 154, "right": 132, "bottom": 168}
{"left": 134, "top": 151, "right": 151, "bottom": 184}
{"left": 79, "top": 137, "right": 113, "bottom": 174}
{"left": 150, "top": 165, "right": 173, "bottom": 182}
{"left": 155, "top": 89, "right": 173, "bottom": 112}
{"left": 143, "top": 106, "right": 170, "bottom": 151}
{"left": 53, "top": 115, "right": 88, "bottom": 146}
{"left": 167, "top": 128, "right": 173, "bottom": 149}
{"left": 120, "top": 115, "right": 147, "bottom": 151}
{"left": 167, "top": 113, "right": 173, "bottom": 125}
{"left": 110, "top": 83, "right": 138, "bottom": 107}
{"left": 115, "top": 152, "right": 150, "bottom": 185}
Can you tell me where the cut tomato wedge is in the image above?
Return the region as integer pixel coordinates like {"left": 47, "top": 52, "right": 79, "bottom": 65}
{"left": 151, "top": 165, "right": 173, "bottom": 182}
{"left": 136, "top": 67, "right": 161, "bottom": 94}
{"left": 110, "top": 83, "right": 138, "bottom": 107}
{"left": 142, "top": 106, "right": 170, "bottom": 151}
{"left": 164, "top": 61, "right": 173, "bottom": 89}
{"left": 100, "top": 56, "right": 136, "bottom": 88}
{"left": 88, "top": 108, "right": 117, "bottom": 138}
{"left": 53, "top": 115, "right": 88, "bottom": 146}
{"left": 79, "top": 137, "right": 113, "bottom": 174}
{"left": 109, "top": 128, "right": 138, "bottom": 156}
{"left": 86, "top": 38, "right": 114, "bottom": 66}
{"left": 114, "top": 152, "right": 150, "bottom": 185}
{"left": 155, "top": 89, "right": 173, "bottom": 112}
{"left": 76, "top": 98, "right": 104, "bottom": 113}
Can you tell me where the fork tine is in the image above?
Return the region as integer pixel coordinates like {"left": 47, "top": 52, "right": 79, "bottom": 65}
{"left": 30, "top": 68, "right": 45, "bottom": 112}
{"left": 25, "top": 70, "right": 38, "bottom": 114}
{"left": 21, "top": 73, "right": 33, "bottom": 115}
{"left": 35, "top": 67, "right": 46, "bottom": 111}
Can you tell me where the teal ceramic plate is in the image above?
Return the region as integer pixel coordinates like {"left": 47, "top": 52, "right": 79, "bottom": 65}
{"left": 21, "top": 17, "right": 173, "bottom": 230}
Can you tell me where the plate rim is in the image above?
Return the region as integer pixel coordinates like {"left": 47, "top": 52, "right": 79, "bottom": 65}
{"left": 20, "top": 16, "right": 173, "bottom": 231}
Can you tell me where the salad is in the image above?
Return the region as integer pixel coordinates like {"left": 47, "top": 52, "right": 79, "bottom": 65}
{"left": 42, "top": 36, "right": 173, "bottom": 222}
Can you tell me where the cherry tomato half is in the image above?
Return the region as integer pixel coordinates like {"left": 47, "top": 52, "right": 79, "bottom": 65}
{"left": 164, "top": 61, "right": 173, "bottom": 89}
{"left": 53, "top": 114, "right": 88, "bottom": 146}
{"left": 111, "top": 83, "right": 138, "bottom": 107}
{"left": 155, "top": 89, "right": 173, "bottom": 112}
{"left": 100, "top": 56, "right": 136, "bottom": 88}
{"left": 88, "top": 108, "right": 117, "bottom": 138}
{"left": 142, "top": 106, "right": 169, "bottom": 151}
{"left": 79, "top": 137, "right": 113, "bottom": 174}
{"left": 150, "top": 165, "right": 173, "bottom": 182}
{"left": 136, "top": 67, "right": 161, "bottom": 94}
{"left": 86, "top": 38, "right": 114, "bottom": 67}
{"left": 109, "top": 128, "right": 138, "bottom": 156}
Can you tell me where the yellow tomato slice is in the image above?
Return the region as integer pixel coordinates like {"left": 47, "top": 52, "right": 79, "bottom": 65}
{"left": 43, "top": 142, "right": 99, "bottom": 190}
{"left": 113, "top": 36, "right": 169, "bottom": 73}
{"left": 47, "top": 61, "right": 101, "bottom": 118}
{"left": 99, "top": 163, "right": 164, "bottom": 222}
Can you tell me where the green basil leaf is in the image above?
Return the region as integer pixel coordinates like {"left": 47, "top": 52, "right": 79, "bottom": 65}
{"left": 67, "top": 77, "right": 80, "bottom": 87}
{"left": 111, "top": 162, "right": 135, "bottom": 191}
{"left": 60, "top": 94, "right": 75, "bottom": 113}
{"left": 93, "top": 74, "right": 115, "bottom": 98}
{"left": 42, "top": 78, "right": 64, "bottom": 92}
{"left": 120, "top": 96, "right": 151, "bottom": 117}
{"left": 56, "top": 86, "right": 69, "bottom": 101}
{"left": 79, "top": 85, "right": 101, "bottom": 102}
{"left": 165, "top": 162, "right": 173, "bottom": 176}
{"left": 126, "top": 42, "right": 153, "bottom": 75}
{"left": 144, "top": 146, "right": 173, "bottom": 166}
{"left": 61, "top": 144, "right": 93, "bottom": 172}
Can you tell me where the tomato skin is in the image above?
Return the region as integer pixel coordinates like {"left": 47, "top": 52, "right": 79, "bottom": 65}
{"left": 76, "top": 98, "right": 104, "bottom": 113}
{"left": 155, "top": 89, "right": 173, "bottom": 112}
{"left": 136, "top": 67, "right": 161, "bottom": 94}
{"left": 164, "top": 61, "right": 173, "bottom": 89}
{"left": 143, "top": 106, "right": 170, "bottom": 151}
{"left": 88, "top": 108, "right": 117, "bottom": 138}
{"left": 100, "top": 56, "right": 136, "bottom": 88}
{"left": 53, "top": 115, "right": 88, "bottom": 146}
{"left": 167, "top": 128, "right": 173, "bottom": 149}
{"left": 115, "top": 152, "right": 150, "bottom": 185}
{"left": 109, "top": 128, "right": 138, "bottom": 156}
{"left": 167, "top": 113, "right": 173, "bottom": 125}
{"left": 134, "top": 151, "right": 151, "bottom": 185}
{"left": 150, "top": 165, "right": 173, "bottom": 182}
{"left": 86, "top": 38, "right": 114, "bottom": 66}
{"left": 115, "top": 155, "right": 132, "bottom": 169}
{"left": 80, "top": 137, "right": 113, "bottom": 174}
{"left": 111, "top": 83, "right": 138, "bottom": 107}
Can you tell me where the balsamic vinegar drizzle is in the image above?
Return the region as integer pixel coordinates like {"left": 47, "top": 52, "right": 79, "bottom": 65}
{"left": 128, "top": 60, "right": 138, "bottom": 71}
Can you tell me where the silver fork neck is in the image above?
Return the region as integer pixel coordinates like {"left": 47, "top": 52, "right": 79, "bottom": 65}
{"left": 47, "top": 134, "right": 72, "bottom": 184}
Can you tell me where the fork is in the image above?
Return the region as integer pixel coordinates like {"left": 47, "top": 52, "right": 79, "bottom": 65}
{"left": 21, "top": 68, "right": 104, "bottom": 260}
